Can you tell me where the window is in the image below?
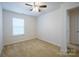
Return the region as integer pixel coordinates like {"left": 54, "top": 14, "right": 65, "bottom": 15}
{"left": 12, "top": 17, "right": 24, "bottom": 36}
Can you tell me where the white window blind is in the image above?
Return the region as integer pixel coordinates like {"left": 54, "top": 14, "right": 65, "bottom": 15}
{"left": 12, "top": 17, "right": 24, "bottom": 36}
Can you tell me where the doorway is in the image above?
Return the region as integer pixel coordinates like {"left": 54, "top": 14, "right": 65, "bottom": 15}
{"left": 68, "top": 7, "right": 79, "bottom": 56}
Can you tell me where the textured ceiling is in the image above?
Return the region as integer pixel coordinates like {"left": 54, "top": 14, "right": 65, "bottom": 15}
{"left": 1, "top": 2, "right": 62, "bottom": 16}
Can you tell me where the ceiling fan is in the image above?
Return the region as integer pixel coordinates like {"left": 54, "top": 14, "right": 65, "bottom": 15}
{"left": 25, "top": 2, "right": 47, "bottom": 12}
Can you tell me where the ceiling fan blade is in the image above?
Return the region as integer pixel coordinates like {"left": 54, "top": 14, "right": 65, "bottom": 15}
{"left": 39, "top": 5, "right": 47, "bottom": 8}
{"left": 25, "top": 3, "right": 32, "bottom": 6}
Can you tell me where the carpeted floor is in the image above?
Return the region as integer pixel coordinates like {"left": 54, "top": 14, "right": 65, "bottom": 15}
{"left": 1, "top": 39, "right": 61, "bottom": 57}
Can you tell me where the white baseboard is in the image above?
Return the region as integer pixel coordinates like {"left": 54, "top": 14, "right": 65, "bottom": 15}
{"left": 37, "top": 36, "right": 61, "bottom": 47}
{"left": 4, "top": 37, "right": 37, "bottom": 46}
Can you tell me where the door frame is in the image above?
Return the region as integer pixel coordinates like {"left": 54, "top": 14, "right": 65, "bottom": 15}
{"left": 66, "top": 6, "right": 79, "bottom": 47}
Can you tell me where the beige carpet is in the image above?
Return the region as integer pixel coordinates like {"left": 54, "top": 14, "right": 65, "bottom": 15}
{"left": 1, "top": 39, "right": 61, "bottom": 57}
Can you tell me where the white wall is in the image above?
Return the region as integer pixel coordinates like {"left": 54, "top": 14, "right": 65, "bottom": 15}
{"left": 37, "top": 9, "right": 63, "bottom": 47}
{"left": 0, "top": 4, "right": 3, "bottom": 55}
{"left": 37, "top": 2, "right": 79, "bottom": 53}
{"left": 3, "top": 10, "right": 37, "bottom": 45}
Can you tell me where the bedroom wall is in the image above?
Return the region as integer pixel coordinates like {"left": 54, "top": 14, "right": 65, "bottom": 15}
{"left": 37, "top": 9, "right": 63, "bottom": 47}
{"left": 3, "top": 9, "right": 37, "bottom": 45}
